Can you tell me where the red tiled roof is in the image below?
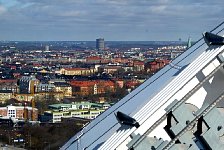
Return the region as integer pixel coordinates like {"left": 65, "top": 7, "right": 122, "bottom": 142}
{"left": 126, "top": 80, "right": 141, "bottom": 87}
{"left": 11, "top": 66, "right": 16, "bottom": 69}
{"left": 33, "top": 63, "right": 42, "bottom": 67}
{"left": 133, "top": 61, "right": 144, "bottom": 65}
{"left": 70, "top": 80, "right": 114, "bottom": 87}
{"left": 149, "top": 62, "right": 157, "bottom": 65}
{"left": 64, "top": 68, "right": 90, "bottom": 71}
{"left": 103, "top": 66, "right": 121, "bottom": 69}
{"left": 0, "top": 79, "right": 17, "bottom": 83}
{"left": 86, "top": 56, "right": 101, "bottom": 60}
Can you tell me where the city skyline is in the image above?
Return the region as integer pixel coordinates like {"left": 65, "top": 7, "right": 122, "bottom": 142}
{"left": 0, "top": 0, "right": 223, "bottom": 41}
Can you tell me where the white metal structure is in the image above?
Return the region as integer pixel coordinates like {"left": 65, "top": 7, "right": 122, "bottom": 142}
{"left": 62, "top": 22, "right": 224, "bottom": 150}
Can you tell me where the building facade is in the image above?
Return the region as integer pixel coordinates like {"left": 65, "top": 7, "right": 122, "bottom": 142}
{"left": 59, "top": 68, "right": 95, "bottom": 76}
{"left": 70, "top": 80, "right": 115, "bottom": 96}
{"left": 19, "top": 76, "right": 39, "bottom": 94}
{"left": 0, "top": 105, "right": 38, "bottom": 121}
{"left": 96, "top": 38, "right": 105, "bottom": 50}
{"left": 41, "top": 102, "right": 110, "bottom": 123}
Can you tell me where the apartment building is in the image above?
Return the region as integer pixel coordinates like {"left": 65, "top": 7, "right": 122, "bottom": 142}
{"left": 0, "top": 105, "right": 38, "bottom": 121}
{"left": 40, "top": 102, "right": 110, "bottom": 123}
{"left": 70, "top": 80, "right": 115, "bottom": 96}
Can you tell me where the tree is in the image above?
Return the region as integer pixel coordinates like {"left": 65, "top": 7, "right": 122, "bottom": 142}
{"left": 113, "top": 68, "right": 125, "bottom": 78}
{"left": 35, "top": 95, "right": 60, "bottom": 114}
{"left": 21, "top": 121, "right": 86, "bottom": 150}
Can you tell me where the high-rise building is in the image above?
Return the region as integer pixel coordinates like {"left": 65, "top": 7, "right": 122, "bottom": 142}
{"left": 96, "top": 38, "right": 105, "bottom": 50}
{"left": 45, "top": 45, "right": 50, "bottom": 52}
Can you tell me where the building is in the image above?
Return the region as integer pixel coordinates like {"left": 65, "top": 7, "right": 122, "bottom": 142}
{"left": 112, "top": 57, "right": 130, "bottom": 64}
{"left": 18, "top": 76, "right": 39, "bottom": 94}
{"left": 48, "top": 102, "right": 110, "bottom": 111}
{"left": 170, "top": 50, "right": 183, "bottom": 59}
{"left": 0, "top": 79, "right": 18, "bottom": 103}
{"left": 62, "top": 23, "right": 224, "bottom": 150}
{"left": 58, "top": 68, "right": 95, "bottom": 76}
{"left": 42, "top": 109, "right": 105, "bottom": 123}
{"left": 125, "top": 80, "right": 141, "bottom": 91}
{"left": 0, "top": 79, "right": 17, "bottom": 93}
{"left": 187, "top": 37, "right": 192, "bottom": 49}
{"left": 133, "top": 60, "right": 145, "bottom": 72}
{"left": 98, "top": 65, "right": 122, "bottom": 74}
{"left": 0, "top": 105, "right": 38, "bottom": 121}
{"left": 86, "top": 56, "right": 101, "bottom": 64}
{"left": 45, "top": 45, "right": 50, "bottom": 52}
{"left": 14, "top": 93, "right": 34, "bottom": 102}
{"left": 96, "top": 38, "right": 105, "bottom": 50}
{"left": 0, "top": 56, "right": 3, "bottom": 64}
{"left": 70, "top": 80, "right": 115, "bottom": 96}
{"left": 53, "top": 82, "right": 72, "bottom": 97}
{"left": 40, "top": 102, "right": 110, "bottom": 123}
{"left": 36, "top": 83, "right": 55, "bottom": 92}
{"left": 145, "top": 59, "right": 170, "bottom": 73}
{"left": 0, "top": 90, "right": 14, "bottom": 103}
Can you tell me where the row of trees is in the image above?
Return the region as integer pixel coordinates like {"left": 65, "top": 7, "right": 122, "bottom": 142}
{"left": 0, "top": 121, "right": 85, "bottom": 150}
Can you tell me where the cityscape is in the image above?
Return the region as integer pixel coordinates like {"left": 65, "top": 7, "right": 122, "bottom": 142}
{"left": 0, "top": 1, "right": 223, "bottom": 150}
{"left": 0, "top": 38, "right": 190, "bottom": 149}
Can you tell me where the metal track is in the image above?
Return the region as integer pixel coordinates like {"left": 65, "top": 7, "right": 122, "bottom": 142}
{"left": 130, "top": 60, "right": 224, "bottom": 149}
{"left": 162, "top": 89, "right": 224, "bottom": 150}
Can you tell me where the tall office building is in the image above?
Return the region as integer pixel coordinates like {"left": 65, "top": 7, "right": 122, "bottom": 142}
{"left": 45, "top": 45, "right": 50, "bottom": 52}
{"left": 96, "top": 38, "right": 105, "bottom": 50}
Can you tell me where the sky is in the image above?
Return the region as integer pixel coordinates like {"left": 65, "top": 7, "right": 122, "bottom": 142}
{"left": 0, "top": 0, "right": 223, "bottom": 41}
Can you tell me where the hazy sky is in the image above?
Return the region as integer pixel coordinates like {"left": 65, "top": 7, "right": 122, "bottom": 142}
{"left": 0, "top": 0, "right": 223, "bottom": 41}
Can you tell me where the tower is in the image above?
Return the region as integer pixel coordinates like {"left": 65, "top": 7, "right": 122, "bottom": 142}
{"left": 45, "top": 45, "right": 50, "bottom": 52}
{"left": 187, "top": 37, "right": 192, "bottom": 49}
{"left": 96, "top": 38, "right": 105, "bottom": 50}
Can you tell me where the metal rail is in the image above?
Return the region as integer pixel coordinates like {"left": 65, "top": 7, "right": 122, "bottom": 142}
{"left": 162, "top": 89, "right": 224, "bottom": 149}
{"left": 130, "top": 60, "right": 224, "bottom": 149}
